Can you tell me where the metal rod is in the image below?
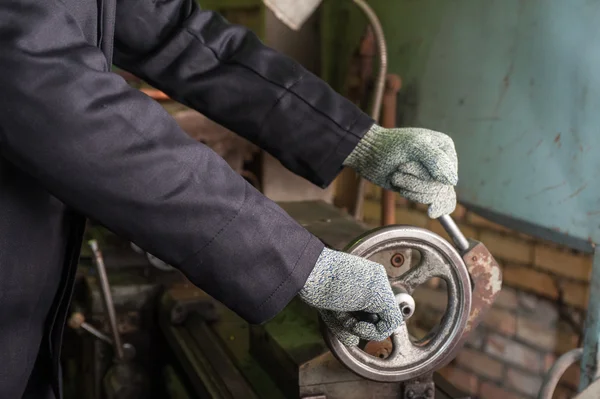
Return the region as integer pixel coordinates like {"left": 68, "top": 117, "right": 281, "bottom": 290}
{"left": 538, "top": 348, "right": 583, "bottom": 399}
{"left": 438, "top": 215, "right": 470, "bottom": 252}
{"left": 68, "top": 311, "right": 113, "bottom": 345}
{"left": 380, "top": 75, "right": 402, "bottom": 226}
{"left": 580, "top": 248, "right": 600, "bottom": 390}
{"left": 81, "top": 322, "right": 114, "bottom": 345}
{"left": 352, "top": 0, "right": 388, "bottom": 220}
{"left": 89, "top": 240, "right": 125, "bottom": 361}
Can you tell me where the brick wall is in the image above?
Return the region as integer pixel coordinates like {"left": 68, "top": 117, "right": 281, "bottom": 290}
{"left": 362, "top": 184, "right": 592, "bottom": 399}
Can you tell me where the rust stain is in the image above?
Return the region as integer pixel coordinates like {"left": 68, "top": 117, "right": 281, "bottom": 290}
{"left": 503, "top": 70, "right": 512, "bottom": 89}
{"left": 526, "top": 139, "right": 543, "bottom": 156}
{"left": 364, "top": 338, "right": 392, "bottom": 359}
{"left": 554, "top": 133, "right": 562, "bottom": 148}
{"left": 494, "top": 63, "right": 515, "bottom": 114}
{"left": 525, "top": 181, "right": 566, "bottom": 199}
{"left": 567, "top": 183, "right": 588, "bottom": 199}
{"left": 455, "top": 243, "right": 502, "bottom": 353}
{"left": 587, "top": 210, "right": 600, "bottom": 216}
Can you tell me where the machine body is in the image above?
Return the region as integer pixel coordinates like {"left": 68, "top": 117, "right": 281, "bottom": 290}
{"left": 63, "top": 201, "right": 502, "bottom": 399}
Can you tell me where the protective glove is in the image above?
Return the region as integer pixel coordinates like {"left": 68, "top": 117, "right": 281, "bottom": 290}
{"left": 344, "top": 124, "right": 458, "bottom": 218}
{"left": 299, "top": 247, "right": 404, "bottom": 346}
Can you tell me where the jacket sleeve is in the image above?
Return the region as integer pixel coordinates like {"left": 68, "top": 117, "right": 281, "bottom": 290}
{"left": 0, "top": 0, "right": 325, "bottom": 324}
{"left": 113, "top": 0, "right": 374, "bottom": 187}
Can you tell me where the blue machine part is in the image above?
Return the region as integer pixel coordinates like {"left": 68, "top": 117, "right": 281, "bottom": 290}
{"left": 404, "top": 0, "right": 600, "bottom": 251}
{"left": 389, "top": 0, "right": 600, "bottom": 388}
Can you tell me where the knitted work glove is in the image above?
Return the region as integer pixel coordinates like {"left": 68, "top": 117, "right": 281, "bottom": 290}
{"left": 299, "top": 247, "right": 404, "bottom": 346}
{"left": 344, "top": 124, "right": 458, "bottom": 218}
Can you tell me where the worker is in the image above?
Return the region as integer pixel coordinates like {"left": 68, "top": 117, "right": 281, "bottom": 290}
{"left": 0, "top": 1, "right": 458, "bottom": 398}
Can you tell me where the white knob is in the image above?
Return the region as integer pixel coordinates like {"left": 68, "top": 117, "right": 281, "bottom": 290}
{"left": 395, "top": 292, "right": 416, "bottom": 319}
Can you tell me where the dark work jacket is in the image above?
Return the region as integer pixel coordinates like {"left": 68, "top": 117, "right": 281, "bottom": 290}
{"left": 0, "top": 0, "right": 373, "bottom": 398}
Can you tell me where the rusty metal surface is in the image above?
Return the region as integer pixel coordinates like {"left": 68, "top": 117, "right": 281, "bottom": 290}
{"left": 364, "top": 338, "right": 393, "bottom": 359}
{"left": 456, "top": 241, "right": 502, "bottom": 348}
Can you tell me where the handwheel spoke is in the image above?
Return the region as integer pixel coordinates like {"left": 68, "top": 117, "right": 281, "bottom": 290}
{"left": 397, "top": 248, "right": 454, "bottom": 293}
{"left": 386, "top": 323, "right": 418, "bottom": 366}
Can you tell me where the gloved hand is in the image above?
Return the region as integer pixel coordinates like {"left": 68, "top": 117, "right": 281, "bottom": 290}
{"left": 344, "top": 124, "right": 458, "bottom": 218}
{"left": 299, "top": 247, "right": 403, "bottom": 346}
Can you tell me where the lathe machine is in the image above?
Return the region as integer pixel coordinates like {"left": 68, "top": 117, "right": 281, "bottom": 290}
{"left": 62, "top": 200, "right": 502, "bottom": 399}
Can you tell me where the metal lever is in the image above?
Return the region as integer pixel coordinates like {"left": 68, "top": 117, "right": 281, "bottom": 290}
{"left": 68, "top": 311, "right": 137, "bottom": 361}
{"left": 89, "top": 239, "right": 125, "bottom": 361}
{"left": 438, "top": 215, "right": 470, "bottom": 252}
{"left": 68, "top": 312, "right": 113, "bottom": 345}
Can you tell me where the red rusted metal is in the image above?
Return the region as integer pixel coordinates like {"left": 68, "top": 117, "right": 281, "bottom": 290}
{"left": 381, "top": 74, "right": 402, "bottom": 226}
{"left": 458, "top": 241, "right": 503, "bottom": 342}
{"left": 364, "top": 338, "right": 393, "bottom": 359}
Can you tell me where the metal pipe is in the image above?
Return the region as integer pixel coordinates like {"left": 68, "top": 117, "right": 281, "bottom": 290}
{"left": 352, "top": 0, "right": 388, "bottom": 220}
{"left": 381, "top": 190, "right": 396, "bottom": 226}
{"left": 89, "top": 240, "right": 125, "bottom": 361}
{"left": 380, "top": 74, "right": 402, "bottom": 226}
{"left": 579, "top": 248, "right": 600, "bottom": 389}
{"left": 438, "top": 215, "right": 470, "bottom": 252}
{"left": 538, "top": 348, "right": 583, "bottom": 399}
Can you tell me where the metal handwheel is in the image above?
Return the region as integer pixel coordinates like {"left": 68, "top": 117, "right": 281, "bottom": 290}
{"left": 323, "top": 225, "right": 472, "bottom": 382}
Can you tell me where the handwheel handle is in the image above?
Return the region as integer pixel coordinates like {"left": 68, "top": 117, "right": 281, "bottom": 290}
{"left": 438, "top": 215, "right": 470, "bottom": 252}
{"left": 352, "top": 311, "right": 380, "bottom": 324}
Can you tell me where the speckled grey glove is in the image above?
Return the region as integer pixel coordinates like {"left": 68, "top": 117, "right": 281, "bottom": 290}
{"left": 344, "top": 124, "right": 458, "bottom": 218}
{"left": 299, "top": 247, "right": 403, "bottom": 346}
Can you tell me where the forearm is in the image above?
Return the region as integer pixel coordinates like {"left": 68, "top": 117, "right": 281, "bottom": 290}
{"left": 114, "top": 1, "right": 374, "bottom": 187}
{"left": 0, "top": 0, "right": 322, "bottom": 323}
